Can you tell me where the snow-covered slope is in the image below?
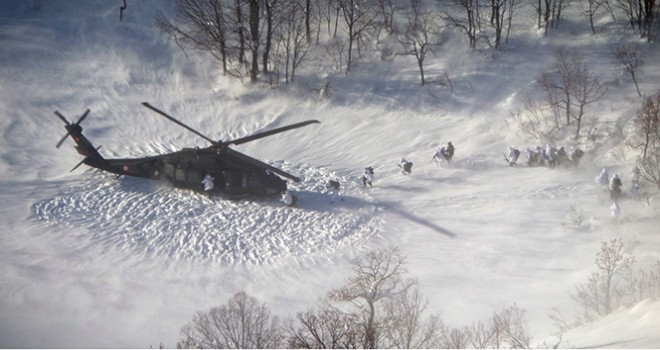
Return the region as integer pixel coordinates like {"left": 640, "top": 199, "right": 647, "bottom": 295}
{"left": 1, "top": 0, "right": 659, "bottom": 347}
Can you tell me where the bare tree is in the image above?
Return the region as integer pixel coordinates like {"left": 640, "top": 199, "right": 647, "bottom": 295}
{"left": 441, "top": 326, "right": 472, "bottom": 348}
{"left": 449, "top": 305, "right": 531, "bottom": 349}
{"left": 232, "top": 0, "right": 247, "bottom": 66}
{"left": 630, "top": 91, "right": 660, "bottom": 160}
{"left": 327, "top": 247, "right": 418, "bottom": 348}
{"left": 287, "top": 307, "right": 362, "bottom": 348}
{"left": 480, "top": 0, "right": 522, "bottom": 49}
{"left": 569, "top": 64, "right": 606, "bottom": 140}
{"left": 537, "top": 47, "right": 578, "bottom": 127}
{"left": 538, "top": 0, "right": 569, "bottom": 34}
{"left": 639, "top": 151, "right": 660, "bottom": 189}
{"left": 537, "top": 47, "right": 605, "bottom": 140}
{"left": 490, "top": 0, "right": 506, "bottom": 49}
{"left": 552, "top": 0, "right": 570, "bottom": 30}
{"left": 467, "top": 320, "right": 495, "bottom": 348}
{"left": 614, "top": 0, "right": 639, "bottom": 29}
{"left": 612, "top": 44, "right": 645, "bottom": 97}
{"left": 441, "top": 0, "right": 479, "bottom": 49}
{"left": 287, "top": 248, "right": 442, "bottom": 349}
{"left": 304, "top": 0, "right": 312, "bottom": 43}
{"left": 178, "top": 291, "right": 283, "bottom": 349}
{"left": 490, "top": 304, "right": 532, "bottom": 349}
{"left": 582, "top": 0, "right": 602, "bottom": 34}
{"left": 614, "top": 0, "right": 659, "bottom": 40}
{"left": 324, "top": 37, "right": 348, "bottom": 72}
{"left": 396, "top": 0, "right": 445, "bottom": 85}
{"left": 279, "top": 0, "right": 312, "bottom": 83}
{"left": 640, "top": 0, "right": 659, "bottom": 41}
{"left": 510, "top": 93, "right": 562, "bottom": 143}
{"left": 376, "top": 0, "right": 398, "bottom": 38}
{"left": 504, "top": 0, "right": 523, "bottom": 43}
{"left": 155, "top": 0, "right": 233, "bottom": 76}
{"left": 338, "top": 0, "right": 379, "bottom": 73}
{"left": 381, "top": 287, "right": 444, "bottom": 348}
{"left": 320, "top": 0, "right": 342, "bottom": 39}
{"left": 247, "top": 0, "right": 260, "bottom": 82}
{"left": 261, "top": 0, "right": 279, "bottom": 75}
{"left": 571, "top": 239, "right": 636, "bottom": 319}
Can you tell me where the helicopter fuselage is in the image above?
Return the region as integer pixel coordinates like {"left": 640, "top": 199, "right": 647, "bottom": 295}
{"left": 55, "top": 105, "right": 318, "bottom": 200}
{"left": 100, "top": 147, "right": 287, "bottom": 198}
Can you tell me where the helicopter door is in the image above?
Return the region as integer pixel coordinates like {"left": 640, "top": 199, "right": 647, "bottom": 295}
{"left": 186, "top": 169, "right": 201, "bottom": 184}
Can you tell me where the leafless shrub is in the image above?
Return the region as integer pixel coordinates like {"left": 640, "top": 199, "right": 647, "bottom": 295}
{"left": 619, "top": 257, "right": 660, "bottom": 304}
{"left": 544, "top": 307, "right": 579, "bottom": 349}
{"left": 646, "top": 261, "right": 660, "bottom": 299}
{"left": 567, "top": 203, "right": 585, "bottom": 229}
{"left": 438, "top": 72, "right": 455, "bottom": 93}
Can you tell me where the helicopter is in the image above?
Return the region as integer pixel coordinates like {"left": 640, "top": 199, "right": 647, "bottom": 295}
{"left": 55, "top": 102, "right": 320, "bottom": 199}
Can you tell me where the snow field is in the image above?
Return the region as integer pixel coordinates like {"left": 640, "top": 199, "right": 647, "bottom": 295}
{"left": 1, "top": 0, "right": 660, "bottom": 347}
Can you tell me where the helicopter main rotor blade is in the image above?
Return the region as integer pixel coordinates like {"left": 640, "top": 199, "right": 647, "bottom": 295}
{"left": 226, "top": 148, "right": 302, "bottom": 182}
{"left": 142, "top": 102, "right": 216, "bottom": 145}
{"left": 228, "top": 120, "right": 320, "bottom": 146}
{"left": 54, "top": 111, "right": 70, "bottom": 125}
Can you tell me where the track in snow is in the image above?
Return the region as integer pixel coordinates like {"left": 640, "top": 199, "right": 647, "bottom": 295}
{"left": 31, "top": 162, "right": 382, "bottom": 265}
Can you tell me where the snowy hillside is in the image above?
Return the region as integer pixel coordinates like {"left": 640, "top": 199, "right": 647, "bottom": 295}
{"left": 1, "top": 0, "right": 660, "bottom": 348}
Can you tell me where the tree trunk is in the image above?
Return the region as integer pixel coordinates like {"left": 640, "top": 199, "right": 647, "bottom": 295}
{"left": 249, "top": 0, "right": 260, "bottom": 82}
{"left": 262, "top": 0, "right": 273, "bottom": 74}
{"left": 235, "top": 0, "right": 246, "bottom": 64}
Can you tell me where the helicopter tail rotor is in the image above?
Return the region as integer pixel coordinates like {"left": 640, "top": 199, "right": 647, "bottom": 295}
{"left": 53, "top": 109, "right": 107, "bottom": 172}
{"left": 54, "top": 109, "right": 90, "bottom": 148}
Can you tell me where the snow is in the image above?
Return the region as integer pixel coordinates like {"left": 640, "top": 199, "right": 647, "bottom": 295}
{"left": 561, "top": 299, "right": 660, "bottom": 348}
{"left": 1, "top": 0, "right": 660, "bottom": 348}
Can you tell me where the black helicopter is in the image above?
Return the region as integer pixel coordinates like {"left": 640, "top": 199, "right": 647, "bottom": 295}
{"left": 55, "top": 102, "right": 320, "bottom": 199}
